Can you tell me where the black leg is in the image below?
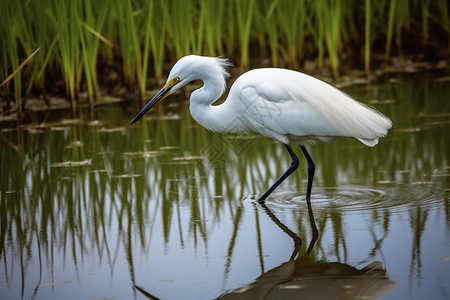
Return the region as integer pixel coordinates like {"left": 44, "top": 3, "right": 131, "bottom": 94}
{"left": 257, "top": 143, "right": 299, "bottom": 202}
{"left": 300, "top": 145, "right": 319, "bottom": 238}
{"left": 300, "top": 145, "right": 315, "bottom": 200}
{"left": 258, "top": 202, "right": 302, "bottom": 260}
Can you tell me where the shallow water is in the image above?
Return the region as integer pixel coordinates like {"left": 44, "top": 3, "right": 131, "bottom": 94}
{"left": 1, "top": 69, "right": 449, "bottom": 299}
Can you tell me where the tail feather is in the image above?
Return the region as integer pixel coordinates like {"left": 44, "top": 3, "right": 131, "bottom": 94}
{"left": 357, "top": 138, "right": 380, "bottom": 147}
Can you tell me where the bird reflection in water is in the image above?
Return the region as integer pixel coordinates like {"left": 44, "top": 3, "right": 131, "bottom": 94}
{"left": 135, "top": 203, "right": 397, "bottom": 300}
{"left": 217, "top": 202, "right": 397, "bottom": 299}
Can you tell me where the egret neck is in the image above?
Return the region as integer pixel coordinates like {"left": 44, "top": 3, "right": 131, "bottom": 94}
{"left": 188, "top": 71, "right": 245, "bottom": 134}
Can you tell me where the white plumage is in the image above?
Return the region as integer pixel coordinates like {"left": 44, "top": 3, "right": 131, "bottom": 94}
{"left": 228, "top": 68, "right": 391, "bottom": 146}
{"left": 158, "top": 55, "right": 391, "bottom": 147}
{"left": 131, "top": 55, "right": 392, "bottom": 230}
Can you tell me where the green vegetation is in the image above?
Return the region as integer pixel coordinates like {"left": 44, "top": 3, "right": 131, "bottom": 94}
{"left": 0, "top": 0, "right": 449, "bottom": 116}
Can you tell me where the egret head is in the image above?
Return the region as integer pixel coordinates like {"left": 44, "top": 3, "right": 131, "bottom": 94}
{"left": 130, "top": 55, "right": 231, "bottom": 125}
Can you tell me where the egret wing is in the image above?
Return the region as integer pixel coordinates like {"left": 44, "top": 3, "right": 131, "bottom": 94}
{"left": 236, "top": 69, "right": 391, "bottom": 145}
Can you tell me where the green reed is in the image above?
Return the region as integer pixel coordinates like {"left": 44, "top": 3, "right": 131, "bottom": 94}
{"left": 54, "top": 0, "right": 81, "bottom": 106}
{"left": 234, "top": 0, "right": 255, "bottom": 69}
{"left": 115, "top": 1, "right": 141, "bottom": 92}
{"left": 0, "top": 0, "right": 449, "bottom": 116}
{"left": 365, "top": 0, "right": 371, "bottom": 73}
{"left": 79, "top": 1, "right": 110, "bottom": 104}
{"left": 262, "top": 1, "right": 279, "bottom": 67}
{"left": 1, "top": 1, "right": 21, "bottom": 115}
{"left": 147, "top": 0, "right": 168, "bottom": 82}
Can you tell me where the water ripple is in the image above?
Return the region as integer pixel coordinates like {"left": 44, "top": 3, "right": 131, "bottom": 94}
{"left": 265, "top": 183, "right": 446, "bottom": 214}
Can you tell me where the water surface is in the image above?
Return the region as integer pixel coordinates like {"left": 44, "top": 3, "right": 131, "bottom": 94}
{"left": 1, "top": 69, "right": 449, "bottom": 299}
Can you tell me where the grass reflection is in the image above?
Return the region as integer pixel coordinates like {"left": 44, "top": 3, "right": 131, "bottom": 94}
{"left": 0, "top": 71, "right": 449, "bottom": 298}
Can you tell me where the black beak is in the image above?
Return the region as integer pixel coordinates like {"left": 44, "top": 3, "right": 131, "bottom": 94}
{"left": 130, "top": 86, "right": 170, "bottom": 125}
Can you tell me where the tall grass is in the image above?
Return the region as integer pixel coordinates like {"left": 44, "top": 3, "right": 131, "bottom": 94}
{"left": 79, "top": 1, "right": 110, "bottom": 104}
{"left": 115, "top": 0, "right": 147, "bottom": 99}
{"left": 1, "top": 1, "right": 21, "bottom": 115}
{"left": 0, "top": 0, "right": 449, "bottom": 116}
{"left": 234, "top": 0, "right": 255, "bottom": 69}
{"left": 54, "top": 0, "right": 82, "bottom": 106}
{"left": 365, "top": 0, "right": 371, "bottom": 74}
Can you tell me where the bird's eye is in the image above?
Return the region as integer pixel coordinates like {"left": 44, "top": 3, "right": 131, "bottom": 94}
{"left": 165, "top": 77, "right": 181, "bottom": 89}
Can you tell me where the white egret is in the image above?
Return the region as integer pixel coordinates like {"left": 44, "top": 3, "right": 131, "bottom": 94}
{"left": 130, "top": 55, "right": 392, "bottom": 226}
